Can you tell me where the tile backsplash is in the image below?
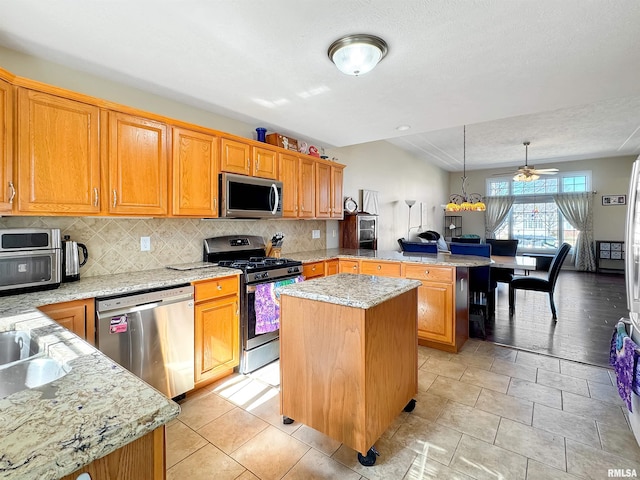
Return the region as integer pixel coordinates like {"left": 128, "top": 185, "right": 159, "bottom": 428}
{"left": 0, "top": 217, "right": 327, "bottom": 277}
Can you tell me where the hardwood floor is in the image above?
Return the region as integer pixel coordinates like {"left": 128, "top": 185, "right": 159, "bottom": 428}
{"left": 483, "top": 270, "right": 626, "bottom": 368}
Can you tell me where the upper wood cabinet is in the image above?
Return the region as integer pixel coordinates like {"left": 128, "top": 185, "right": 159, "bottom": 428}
{"left": 331, "top": 164, "right": 344, "bottom": 218}
{"left": 252, "top": 146, "right": 278, "bottom": 179}
{"left": 17, "top": 89, "right": 101, "bottom": 214}
{"left": 107, "top": 111, "right": 168, "bottom": 215}
{"left": 279, "top": 152, "right": 299, "bottom": 218}
{"left": 172, "top": 127, "right": 219, "bottom": 217}
{"left": 0, "top": 78, "right": 13, "bottom": 213}
{"left": 221, "top": 137, "right": 278, "bottom": 179}
{"left": 315, "top": 161, "right": 332, "bottom": 218}
{"left": 299, "top": 157, "right": 316, "bottom": 218}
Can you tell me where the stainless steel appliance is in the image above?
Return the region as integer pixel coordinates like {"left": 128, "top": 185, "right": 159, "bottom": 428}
{"left": 203, "top": 235, "right": 303, "bottom": 374}
{"left": 0, "top": 228, "right": 62, "bottom": 295}
{"left": 219, "top": 173, "right": 283, "bottom": 218}
{"left": 62, "top": 235, "right": 88, "bottom": 282}
{"left": 340, "top": 213, "right": 378, "bottom": 249}
{"left": 95, "top": 284, "right": 195, "bottom": 399}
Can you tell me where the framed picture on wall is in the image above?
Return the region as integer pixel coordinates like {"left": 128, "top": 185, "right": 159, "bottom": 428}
{"left": 602, "top": 194, "right": 626, "bottom": 206}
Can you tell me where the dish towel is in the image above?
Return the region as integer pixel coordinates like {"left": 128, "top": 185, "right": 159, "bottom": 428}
{"left": 609, "top": 322, "right": 640, "bottom": 412}
{"left": 254, "top": 276, "right": 303, "bottom": 335}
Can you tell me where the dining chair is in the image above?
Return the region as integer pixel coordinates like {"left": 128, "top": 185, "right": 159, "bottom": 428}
{"left": 451, "top": 236, "right": 481, "bottom": 244}
{"left": 486, "top": 239, "right": 519, "bottom": 283}
{"left": 397, "top": 238, "right": 437, "bottom": 253}
{"left": 508, "top": 242, "right": 571, "bottom": 320}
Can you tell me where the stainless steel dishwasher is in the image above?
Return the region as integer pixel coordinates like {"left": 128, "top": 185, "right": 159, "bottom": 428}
{"left": 96, "top": 284, "right": 195, "bottom": 399}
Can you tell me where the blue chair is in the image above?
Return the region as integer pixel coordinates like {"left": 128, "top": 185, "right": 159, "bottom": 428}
{"left": 451, "top": 236, "right": 481, "bottom": 244}
{"left": 398, "top": 238, "right": 437, "bottom": 253}
{"left": 450, "top": 243, "right": 495, "bottom": 334}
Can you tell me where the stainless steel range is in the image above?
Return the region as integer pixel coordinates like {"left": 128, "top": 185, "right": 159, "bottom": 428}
{"left": 203, "top": 235, "right": 303, "bottom": 374}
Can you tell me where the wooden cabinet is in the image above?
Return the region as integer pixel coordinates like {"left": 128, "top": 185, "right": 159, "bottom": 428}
{"left": 360, "top": 260, "right": 402, "bottom": 277}
{"left": 60, "top": 427, "right": 165, "bottom": 480}
{"left": 315, "top": 161, "right": 332, "bottom": 218}
{"left": 107, "top": 112, "right": 168, "bottom": 215}
{"left": 17, "top": 88, "right": 101, "bottom": 214}
{"left": 172, "top": 127, "right": 219, "bottom": 217}
{"left": 331, "top": 165, "right": 344, "bottom": 219}
{"left": 38, "top": 298, "right": 96, "bottom": 346}
{"left": 302, "top": 261, "right": 325, "bottom": 279}
{"left": 298, "top": 157, "right": 316, "bottom": 218}
{"left": 193, "top": 275, "right": 240, "bottom": 388}
{"left": 325, "top": 259, "right": 339, "bottom": 276}
{"left": 279, "top": 152, "right": 299, "bottom": 218}
{"left": 0, "top": 78, "right": 13, "bottom": 213}
{"left": 339, "top": 259, "right": 360, "bottom": 274}
{"left": 220, "top": 138, "right": 277, "bottom": 179}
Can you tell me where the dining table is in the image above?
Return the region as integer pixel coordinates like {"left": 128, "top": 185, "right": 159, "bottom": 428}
{"left": 490, "top": 255, "right": 537, "bottom": 271}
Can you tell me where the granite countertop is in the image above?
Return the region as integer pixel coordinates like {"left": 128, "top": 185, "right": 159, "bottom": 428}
{"left": 287, "top": 248, "right": 491, "bottom": 267}
{"left": 278, "top": 273, "right": 422, "bottom": 309}
{"left": 0, "top": 264, "right": 240, "bottom": 480}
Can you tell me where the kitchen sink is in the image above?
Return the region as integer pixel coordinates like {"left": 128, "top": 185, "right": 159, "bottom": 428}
{"left": 0, "top": 330, "right": 39, "bottom": 366}
{"left": 0, "top": 356, "right": 71, "bottom": 398}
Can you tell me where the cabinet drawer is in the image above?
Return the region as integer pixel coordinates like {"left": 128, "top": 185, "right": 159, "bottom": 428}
{"left": 360, "top": 260, "right": 401, "bottom": 277}
{"left": 303, "top": 261, "right": 325, "bottom": 279}
{"left": 194, "top": 275, "right": 239, "bottom": 302}
{"left": 339, "top": 260, "right": 360, "bottom": 274}
{"left": 404, "top": 264, "right": 453, "bottom": 283}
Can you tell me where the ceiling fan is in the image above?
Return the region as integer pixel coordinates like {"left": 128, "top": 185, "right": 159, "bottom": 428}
{"left": 508, "top": 142, "right": 559, "bottom": 182}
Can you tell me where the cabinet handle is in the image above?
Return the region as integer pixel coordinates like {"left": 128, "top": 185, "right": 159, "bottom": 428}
{"left": 112, "top": 190, "right": 117, "bottom": 208}
{"left": 213, "top": 198, "right": 217, "bottom": 209}
{"left": 312, "top": 266, "right": 316, "bottom": 271}
{"left": 377, "top": 265, "right": 381, "bottom": 270}
{"left": 425, "top": 270, "right": 429, "bottom": 275}
{"left": 256, "top": 158, "right": 260, "bottom": 169}
{"left": 8, "top": 181, "right": 15, "bottom": 204}
{"left": 217, "top": 285, "right": 222, "bottom": 290}
{"left": 93, "top": 187, "right": 99, "bottom": 207}
{"left": 247, "top": 159, "right": 250, "bottom": 169}
{"left": 352, "top": 265, "right": 357, "bottom": 270}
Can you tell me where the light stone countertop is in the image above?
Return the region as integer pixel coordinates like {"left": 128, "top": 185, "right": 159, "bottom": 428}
{"left": 0, "top": 265, "right": 240, "bottom": 480}
{"left": 287, "top": 248, "right": 491, "bottom": 267}
{"left": 278, "top": 273, "right": 422, "bottom": 309}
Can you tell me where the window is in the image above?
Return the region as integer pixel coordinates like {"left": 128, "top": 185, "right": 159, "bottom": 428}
{"left": 487, "top": 171, "right": 590, "bottom": 251}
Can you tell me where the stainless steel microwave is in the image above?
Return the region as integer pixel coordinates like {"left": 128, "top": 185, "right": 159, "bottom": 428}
{"left": 219, "top": 173, "right": 283, "bottom": 218}
{"left": 0, "top": 228, "right": 62, "bottom": 295}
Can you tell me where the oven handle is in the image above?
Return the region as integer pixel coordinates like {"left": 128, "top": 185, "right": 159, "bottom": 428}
{"left": 245, "top": 275, "right": 304, "bottom": 293}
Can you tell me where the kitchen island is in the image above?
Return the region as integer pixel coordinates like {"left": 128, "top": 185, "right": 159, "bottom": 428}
{"left": 278, "top": 273, "right": 421, "bottom": 466}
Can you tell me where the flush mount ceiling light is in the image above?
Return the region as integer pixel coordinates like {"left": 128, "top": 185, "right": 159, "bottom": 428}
{"left": 328, "top": 34, "right": 388, "bottom": 76}
{"left": 445, "top": 126, "right": 486, "bottom": 212}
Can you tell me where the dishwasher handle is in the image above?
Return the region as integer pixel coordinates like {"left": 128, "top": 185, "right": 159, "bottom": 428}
{"left": 96, "top": 285, "right": 194, "bottom": 314}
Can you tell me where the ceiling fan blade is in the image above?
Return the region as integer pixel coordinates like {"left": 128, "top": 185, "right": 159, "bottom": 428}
{"left": 530, "top": 168, "right": 559, "bottom": 174}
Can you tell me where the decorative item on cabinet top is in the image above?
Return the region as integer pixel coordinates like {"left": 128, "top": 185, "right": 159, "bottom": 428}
{"left": 266, "top": 133, "right": 298, "bottom": 152}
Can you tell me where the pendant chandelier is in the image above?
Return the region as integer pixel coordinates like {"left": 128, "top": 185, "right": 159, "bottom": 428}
{"left": 445, "top": 126, "right": 486, "bottom": 212}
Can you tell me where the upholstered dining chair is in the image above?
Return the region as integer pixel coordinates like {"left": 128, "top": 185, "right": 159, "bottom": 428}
{"left": 508, "top": 242, "right": 571, "bottom": 320}
{"left": 397, "top": 238, "right": 437, "bottom": 253}
{"left": 486, "top": 239, "right": 519, "bottom": 283}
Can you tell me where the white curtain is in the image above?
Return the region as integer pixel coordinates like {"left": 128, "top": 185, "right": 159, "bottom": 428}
{"left": 553, "top": 192, "right": 596, "bottom": 271}
{"left": 484, "top": 196, "right": 515, "bottom": 239}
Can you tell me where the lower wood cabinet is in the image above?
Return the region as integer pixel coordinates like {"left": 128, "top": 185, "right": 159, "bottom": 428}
{"left": 302, "top": 261, "right": 325, "bottom": 279}
{"left": 60, "top": 427, "right": 165, "bottom": 480}
{"left": 325, "top": 259, "right": 339, "bottom": 276}
{"left": 192, "top": 275, "right": 240, "bottom": 388}
{"left": 38, "top": 298, "right": 96, "bottom": 345}
{"left": 360, "top": 259, "right": 401, "bottom": 277}
{"left": 338, "top": 259, "right": 360, "bottom": 274}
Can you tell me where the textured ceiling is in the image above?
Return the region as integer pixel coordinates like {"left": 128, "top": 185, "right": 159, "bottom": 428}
{"left": 1, "top": 0, "right": 639, "bottom": 171}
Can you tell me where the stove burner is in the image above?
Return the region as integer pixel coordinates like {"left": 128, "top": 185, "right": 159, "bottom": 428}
{"left": 217, "top": 257, "right": 296, "bottom": 271}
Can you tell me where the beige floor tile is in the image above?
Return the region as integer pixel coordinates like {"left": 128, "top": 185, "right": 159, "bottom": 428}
{"left": 526, "top": 459, "right": 583, "bottom": 480}
{"left": 231, "top": 425, "right": 310, "bottom": 480}
{"left": 404, "top": 455, "right": 474, "bottom": 480}
{"left": 332, "top": 436, "right": 417, "bottom": 480}
{"left": 598, "top": 421, "right": 640, "bottom": 464}
{"left": 515, "top": 350, "right": 560, "bottom": 372}
{"left": 166, "top": 443, "right": 245, "bottom": 480}
{"left": 494, "top": 418, "right": 566, "bottom": 471}
{"left": 474, "top": 389, "right": 533, "bottom": 425}
{"left": 459, "top": 366, "right": 510, "bottom": 393}
{"left": 165, "top": 420, "right": 208, "bottom": 468}
{"left": 562, "top": 391, "right": 629, "bottom": 429}
{"left": 419, "top": 346, "right": 457, "bottom": 361}
{"left": 249, "top": 360, "right": 281, "bottom": 387}
{"left": 490, "top": 358, "right": 537, "bottom": 382}
{"left": 536, "top": 369, "right": 589, "bottom": 397}
{"left": 420, "top": 357, "right": 467, "bottom": 380}
{"left": 507, "top": 378, "right": 562, "bottom": 409}
{"left": 532, "top": 403, "right": 600, "bottom": 448}
{"left": 282, "top": 448, "right": 361, "bottom": 480}
{"left": 475, "top": 342, "right": 518, "bottom": 362}
{"left": 392, "top": 414, "right": 463, "bottom": 465}
{"left": 448, "top": 352, "right": 495, "bottom": 370}
{"left": 235, "top": 471, "right": 260, "bottom": 480}
{"left": 411, "top": 390, "right": 449, "bottom": 422}
{"left": 417, "top": 370, "right": 437, "bottom": 391}
{"left": 221, "top": 377, "right": 276, "bottom": 409}
{"left": 178, "top": 391, "right": 236, "bottom": 430}
{"left": 427, "top": 376, "right": 481, "bottom": 407}
{"left": 449, "top": 434, "right": 527, "bottom": 480}
{"left": 379, "top": 412, "right": 410, "bottom": 441}
{"left": 292, "top": 424, "right": 342, "bottom": 456}
{"left": 559, "top": 360, "right": 612, "bottom": 385}
{"left": 588, "top": 380, "right": 626, "bottom": 407}
{"left": 566, "top": 438, "right": 640, "bottom": 479}
{"left": 197, "top": 407, "right": 269, "bottom": 454}
{"left": 458, "top": 339, "right": 481, "bottom": 353}
{"left": 435, "top": 401, "right": 500, "bottom": 443}
{"left": 245, "top": 391, "right": 302, "bottom": 434}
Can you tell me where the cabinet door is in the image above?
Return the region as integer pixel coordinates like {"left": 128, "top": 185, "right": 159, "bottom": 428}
{"left": 302, "top": 261, "right": 325, "bottom": 279}
{"left": 220, "top": 138, "right": 251, "bottom": 176}
{"left": 416, "top": 281, "right": 453, "bottom": 345}
{"left": 360, "top": 260, "right": 402, "bottom": 277}
{"left": 299, "top": 157, "right": 316, "bottom": 218}
{"left": 338, "top": 259, "right": 360, "bottom": 274}
{"left": 17, "top": 89, "right": 101, "bottom": 214}
{"left": 252, "top": 146, "right": 278, "bottom": 179}
{"left": 37, "top": 298, "right": 96, "bottom": 345}
{"left": 172, "top": 127, "right": 219, "bottom": 217}
{"left": 331, "top": 165, "right": 344, "bottom": 218}
{"left": 108, "top": 112, "right": 168, "bottom": 215}
{"left": 194, "top": 296, "right": 239, "bottom": 383}
{"left": 279, "top": 152, "right": 299, "bottom": 218}
{"left": 315, "top": 161, "right": 331, "bottom": 218}
{"left": 325, "top": 259, "right": 339, "bottom": 276}
{"left": 0, "top": 78, "right": 13, "bottom": 213}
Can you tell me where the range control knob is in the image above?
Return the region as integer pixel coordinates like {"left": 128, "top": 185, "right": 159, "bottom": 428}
{"left": 287, "top": 267, "right": 300, "bottom": 274}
